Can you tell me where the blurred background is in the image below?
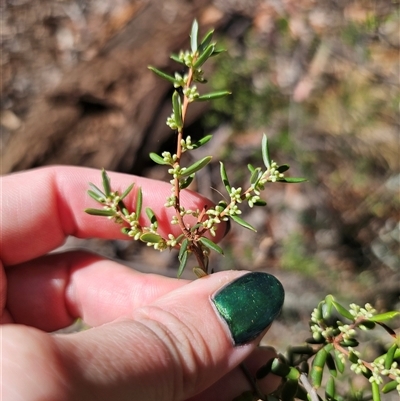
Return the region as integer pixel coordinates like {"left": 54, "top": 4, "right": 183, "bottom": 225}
{"left": 1, "top": 0, "right": 399, "bottom": 391}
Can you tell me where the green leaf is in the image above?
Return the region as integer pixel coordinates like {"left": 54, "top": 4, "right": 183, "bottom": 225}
{"left": 384, "top": 342, "right": 398, "bottom": 370}
{"left": 325, "top": 376, "right": 336, "bottom": 401}
{"left": 177, "top": 249, "right": 189, "bottom": 278}
{"left": 382, "top": 380, "right": 398, "bottom": 394}
{"left": 149, "top": 152, "right": 169, "bottom": 165}
{"left": 210, "top": 48, "right": 225, "bottom": 57}
{"left": 120, "top": 183, "right": 134, "bottom": 201}
{"left": 180, "top": 174, "right": 195, "bottom": 189}
{"left": 192, "top": 134, "right": 213, "bottom": 149}
{"left": 220, "top": 162, "right": 231, "bottom": 193}
{"left": 332, "top": 300, "right": 355, "bottom": 320}
{"left": 88, "top": 189, "right": 105, "bottom": 203}
{"left": 277, "top": 164, "right": 290, "bottom": 173}
{"left": 170, "top": 53, "right": 184, "bottom": 64}
{"left": 146, "top": 207, "right": 158, "bottom": 226}
{"left": 326, "top": 352, "right": 337, "bottom": 377}
{"left": 190, "top": 19, "right": 198, "bottom": 53}
{"left": 278, "top": 177, "right": 308, "bottom": 183}
{"left": 199, "top": 237, "right": 224, "bottom": 255}
{"left": 261, "top": 134, "right": 271, "bottom": 169}
{"left": 172, "top": 90, "right": 183, "bottom": 128}
{"left": 196, "top": 91, "right": 231, "bottom": 101}
{"left": 323, "top": 294, "right": 335, "bottom": 319}
{"left": 135, "top": 187, "right": 142, "bottom": 216}
{"left": 148, "top": 66, "right": 177, "bottom": 85}
{"left": 231, "top": 215, "right": 257, "bottom": 232}
{"left": 140, "top": 233, "right": 162, "bottom": 243}
{"left": 84, "top": 208, "right": 116, "bottom": 217}
{"left": 270, "top": 358, "right": 291, "bottom": 377}
{"left": 179, "top": 239, "right": 189, "bottom": 261}
{"left": 371, "top": 380, "right": 381, "bottom": 401}
{"left": 181, "top": 156, "right": 212, "bottom": 176}
{"left": 199, "top": 29, "right": 214, "bottom": 51}
{"left": 250, "top": 167, "right": 262, "bottom": 186}
{"left": 369, "top": 311, "right": 400, "bottom": 322}
{"left": 101, "top": 168, "right": 111, "bottom": 196}
{"left": 88, "top": 183, "right": 105, "bottom": 198}
{"left": 253, "top": 199, "right": 267, "bottom": 206}
{"left": 247, "top": 164, "right": 256, "bottom": 174}
{"left": 281, "top": 379, "right": 298, "bottom": 401}
{"left": 310, "top": 347, "right": 329, "bottom": 389}
{"left": 193, "top": 266, "right": 207, "bottom": 278}
{"left": 193, "top": 43, "right": 215, "bottom": 68}
{"left": 333, "top": 350, "right": 345, "bottom": 374}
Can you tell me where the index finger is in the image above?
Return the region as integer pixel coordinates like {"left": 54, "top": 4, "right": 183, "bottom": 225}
{"left": 1, "top": 166, "right": 226, "bottom": 266}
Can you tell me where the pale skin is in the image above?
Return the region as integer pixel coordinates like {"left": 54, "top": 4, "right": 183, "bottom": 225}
{"left": 1, "top": 166, "right": 279, "bottom": 401}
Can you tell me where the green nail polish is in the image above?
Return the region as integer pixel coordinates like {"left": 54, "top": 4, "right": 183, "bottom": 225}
{"left": 212, "top": 272, "right": 284, "bottom": 346}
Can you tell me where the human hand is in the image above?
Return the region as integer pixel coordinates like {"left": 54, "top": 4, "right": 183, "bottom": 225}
{"left": 1, "top": 166, "right": 284, "bottom": 401}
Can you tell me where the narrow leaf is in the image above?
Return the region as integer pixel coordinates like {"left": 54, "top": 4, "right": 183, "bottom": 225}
{"left": 333, "top": 350, "right": 345, "bottom": 374}
{"left": 148, "top": 66, "right": 176, "bottom": 85}
{"left": 231, "top": 215, "right": 257, "bottom": 232}
{"left": 384, "top": 343, "right": 398, "bottom": 370}
{"left": 149, "top": 152, "right": 169, "bottom": 165}
{"left": 310, "top": 348, "right": 328, "bottom": 388}
{"left": 247, "top": 164, "right": 256, "bottom": 174}
{"left": 145, "top": 207, "right": 158, "bottom": 225}
{"left": 196, "top": 91, "right": 231, "bottom": 101}
{"left": 84, "top": 208, "right": 115, "bottom": 217}
{"left": 193, "top": 43, "right": 215, "bottom": 68}
{"left": 190, "top": 19, "right": 198, "bottom": 53}
{"left": 371, "top": 381, "right": 381, "bottom": 401}
{"left": 180, "top": 174, "right": 195, "bottom": 189}
{"left": 140, "top": 233, "right": 162, "bottom": 243}
{"left": 220, "top": 162, "right": 231, "bottom": 193}
{"left": 253, "top": 199, "right": 267, "bottom": 206}
{"left": 281, "top": 379, "right": 298, "bottom": 401}
{"left": 172, "top": 90, "right": 183, "bottom": 128}
{"left": 88, "top": 183, "right": 105, "bottom": 198}
{"left": 178, "top": 239, "right": 189, "bottom": 261}
{"left": 199, "top": 237, "right": 224, "bottom": 255}
{"left": 120, "top": 183, "right": 134, "bottom": 201}
{"left": 261, "top": 134, "right": 271, "bottom": 169}
{"left": 382, "top": 380, "right": 398, "bottom": 394}
{"left": 193, "top": 266, "right": 207, "bottom": 278}
{"left": 199, "top": 29, "right": 214, "bottom": 52}
{"left": 323, "top": 294, "right": 334, "bottom": 319}
{"left": 101, "top": 168, "right": 111, "bottom": 196}
{"left": 177, "top": 249, "right": 189, "bottom": 278}
{"left": 170, "top": 53, "right": 184, "bottom": 64}
{"left": 88, "top": 190, "right": 105, "bottom": 203}
{"left": 326, "top": 352, "right": 337, "bottom": 377}
{"left": 278, "top": 177, "right": 308, "bottom": 183}
{"left": 250, "top": 167, "right": 262, "bottom": 186}
{"left": 277, "top": 164, "right": 290, "bottom": 173}
{"left": 136, "top": 187, "right": 143, "bottom": 216}
{"left": 210, "top": 48, "right": 225, "bottom": 57}
{"left": 192, "top": 134, "right": 213, "bottom": 149}
{"left": 332, "top": 300, "right": 355, "bottom": 320}
{"left": 325, "top": 376, "right": 336, "bottom": 401}
{"left": 369, "top": 311, "right": 400, "bottom": 322}
{"left": 181, "top": 156, "right": 212, "bottom": 176}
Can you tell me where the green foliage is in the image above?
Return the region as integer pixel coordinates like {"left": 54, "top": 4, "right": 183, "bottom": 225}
{"left": 235, "top": 296, "right": 399, "bottom": 401}
{"left": 85, "top": 20, "right": 305, "bottom": 276}
{"left": 84, "top": 20, "right": 397, "bottom": 401}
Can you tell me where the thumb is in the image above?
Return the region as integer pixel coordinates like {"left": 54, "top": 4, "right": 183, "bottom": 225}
{"left": 6, "top": 271, "right": 284, "bottom": 401}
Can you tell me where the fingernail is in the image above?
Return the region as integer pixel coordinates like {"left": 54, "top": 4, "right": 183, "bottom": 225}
{"left": 212, "top": 272, "right": 284, "bottom": 346}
